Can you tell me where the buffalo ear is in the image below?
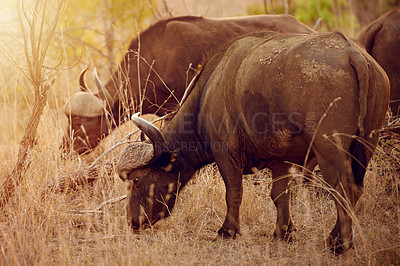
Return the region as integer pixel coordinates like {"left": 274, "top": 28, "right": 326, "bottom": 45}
{"left": 158, "top": 151, "right": 178, "bottom": 172}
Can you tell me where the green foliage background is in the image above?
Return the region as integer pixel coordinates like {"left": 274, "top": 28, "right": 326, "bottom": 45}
{"left": 57, "top": 0, "right": 155, "bottom": 68}
{"left": 247, "top": 0, "right": 360, "bottom": 35}
{"left": 294, "top": 0, "right": 358, "bottom": 34}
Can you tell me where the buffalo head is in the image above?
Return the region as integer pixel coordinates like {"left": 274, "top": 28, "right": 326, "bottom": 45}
{"left": 117, "top": 114, "right": 180, "bottom": 230}
{"left": 61, "top": 68, "right": 115, "bottom": 155}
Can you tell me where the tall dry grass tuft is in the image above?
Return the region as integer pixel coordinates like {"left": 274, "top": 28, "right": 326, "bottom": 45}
{"left": 0, "top": 0, "right": 64, "bottom": 209}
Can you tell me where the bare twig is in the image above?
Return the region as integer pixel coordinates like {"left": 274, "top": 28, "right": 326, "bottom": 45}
{"left": 77, "top": 234, "right": 126, "bottom": 244}
{"left": 94, "top": 194, "right": 127, "bottom": 211}
{"left": 161, "top": 0, "right": 174, "bottom": 17}
{"left": 49, "top": 158, "right": 116, "bottom": 193}
{"left": 263, "top": 0, "right": 270, "bottom": 14}
{"left": 131, "top": 50, "right": 180, "bottom": 105}
{"left": 146, "top": 0, "right": 163, "bottom": 20}
{"left": 69, "top": 194, "right": 126, "bottom": 214}
{"left": 313, "top": 18, "right": 323, "bottom": 31}
{"left": 302, "top": 97, "right": 342, "bottom": 175}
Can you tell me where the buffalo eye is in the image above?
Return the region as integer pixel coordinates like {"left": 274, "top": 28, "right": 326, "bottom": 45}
{"left": 127, "top": 177, "right": 140, "bottom": 190}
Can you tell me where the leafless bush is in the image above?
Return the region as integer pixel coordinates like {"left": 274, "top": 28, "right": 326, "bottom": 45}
{"left": 0, "top": 0, "right": 65, "bottom": 209}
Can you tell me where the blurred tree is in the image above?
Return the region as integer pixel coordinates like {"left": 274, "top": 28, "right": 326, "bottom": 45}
{"left": 247, "top": 3, "right": 268, "bottom": 15}
{"left": 247, "top": 0, "right": 292, "bottom": 15}
{"left": 294, "top": 0, "right": 359, "bottom": 35}
{"left": 57, "top": 0, "right": 155, "bottom": 71}
{"left": 246, "top": 0, "right": 359, "bottom": 36}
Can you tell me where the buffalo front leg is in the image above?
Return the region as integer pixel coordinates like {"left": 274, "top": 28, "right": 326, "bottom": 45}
{"left": 214, "top": 156, "right": 244, "bottom": 239}
{"left": 271, "top": 163, "right": 295, "bottom": 242}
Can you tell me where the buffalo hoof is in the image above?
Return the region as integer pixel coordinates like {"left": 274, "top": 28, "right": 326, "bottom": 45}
{"left": 273, "top": 224, "right": 296, "bottom": 243}
{"left": 326, "top": 235, "right": 353, "bottom": 255}
{"left": 217, "top": 227, "right": 240, "bottom": 239}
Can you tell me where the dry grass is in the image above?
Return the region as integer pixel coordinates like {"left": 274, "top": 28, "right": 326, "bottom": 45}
{"left": 0, "top": 1, "right": 400, "bottom": 265}
{"left": 0, "top": 96, "right": 399, "bottom": 265}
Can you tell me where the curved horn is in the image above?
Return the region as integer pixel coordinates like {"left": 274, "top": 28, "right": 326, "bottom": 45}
{"left": 131, "top": 113, "right": 164, "bottom": 160}
{"left": 93, "top": 68, "right": 114, "bottom": 107}
{"left": 79, "top": 67, "right": 89, "bottom": 92}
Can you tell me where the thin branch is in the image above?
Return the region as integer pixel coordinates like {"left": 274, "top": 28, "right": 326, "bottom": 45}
{"left": 69, "top": 194, "right": 127, "bottom": 214}
{"left": 161, "top": 0, "right": 174, "bottom": 17}
{"left": 264, "top": 0, "right": 270, "bottom": 14}
{"left": 95, "top": 194, "right": 127, "bottom": 211}
{"left": 77, "top": 235, "right": 126, "bottom": 244}
{"left": 302, "top": 97, "right": 342, "bottom": 176}
{"left": 313, "top": 18, "right": 322, "bottom": 31}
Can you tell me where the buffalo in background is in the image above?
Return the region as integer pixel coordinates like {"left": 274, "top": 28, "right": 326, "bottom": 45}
{"left": 359, "top": 8, "right": 400, "bottom": 117}
{"left": 61, "top": 15, "right": 314, "bottom": 155}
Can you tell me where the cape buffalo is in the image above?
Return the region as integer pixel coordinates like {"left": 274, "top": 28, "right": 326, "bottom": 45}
{"left": 62, "top": 15, "right": 314, "bottom": 155}
{"left": 117, "top": 31, "right": 389, "bottom": 254}
{"left": 358, "top": 8, "right": 400, "bottom": 116}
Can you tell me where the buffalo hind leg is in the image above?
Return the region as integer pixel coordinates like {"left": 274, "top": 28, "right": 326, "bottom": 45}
{"left": 271, "top": 163, "right": 295, "bottom": 242}
{"left": 317, "top": 155, "right": 363, "bottom": 254}
{"left": 327, "top": 197, "right": 355, "bottom": 254}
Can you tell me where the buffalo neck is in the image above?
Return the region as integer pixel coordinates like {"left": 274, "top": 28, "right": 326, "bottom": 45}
{"left": 161, "top": 85, "right": 215, "bottom": 171}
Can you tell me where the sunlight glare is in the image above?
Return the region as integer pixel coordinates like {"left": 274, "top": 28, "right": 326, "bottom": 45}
{"left": 0, "top": 0, "right": 18, "bottom": 24}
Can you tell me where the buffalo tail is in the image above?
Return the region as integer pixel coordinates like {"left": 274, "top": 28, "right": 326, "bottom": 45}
{"left": 349, "top": 130, "right": 367, "bottom": 187}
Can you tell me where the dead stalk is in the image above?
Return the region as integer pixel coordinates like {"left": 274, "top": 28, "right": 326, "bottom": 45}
{"left": 0, "top": 0, "right": 64, "bottom": 210}
{"left": 302, "top": 97, "right": 342, "bottom": 175}
{"left": 69, "top": 194, "right": 127, "bottom": 214}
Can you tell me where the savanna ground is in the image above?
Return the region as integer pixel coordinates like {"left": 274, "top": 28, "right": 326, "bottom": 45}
{"left": 0, "top": 0, "right": 399, "bottom": 265}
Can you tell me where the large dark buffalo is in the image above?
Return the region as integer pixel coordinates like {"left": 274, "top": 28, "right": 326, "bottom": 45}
{"left": 62, "top": 15, "right": 314, "bottom": 155}
{"left": 358, "top": 8, "right": 400, "bottom": 116}
{"left": 117, "top": 31, "right": 389, "bottom": 254}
